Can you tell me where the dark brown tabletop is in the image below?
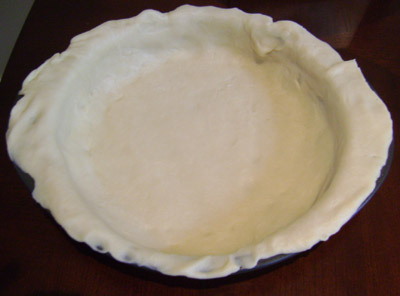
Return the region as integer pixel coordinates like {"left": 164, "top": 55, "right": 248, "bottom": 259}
{"left": 1, "top": 0, "right": 399, "bottom": 295}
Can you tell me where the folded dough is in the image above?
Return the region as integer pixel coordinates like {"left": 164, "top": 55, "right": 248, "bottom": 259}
{"left": 6, "top": 5, "right": 392, "bottom": 278}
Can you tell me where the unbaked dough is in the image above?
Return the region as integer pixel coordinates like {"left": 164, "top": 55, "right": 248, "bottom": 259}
{"left": 6, "top": 5, "right": 392, "bottom": 278}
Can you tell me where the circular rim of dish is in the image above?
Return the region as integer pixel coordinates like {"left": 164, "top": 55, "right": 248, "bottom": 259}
{"left": 7, "top": 5, "right": 394, "bottom": 279}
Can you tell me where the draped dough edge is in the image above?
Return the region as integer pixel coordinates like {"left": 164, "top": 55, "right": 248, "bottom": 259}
{"left": 6, "top": 5, "right": 393, "bottom": 279}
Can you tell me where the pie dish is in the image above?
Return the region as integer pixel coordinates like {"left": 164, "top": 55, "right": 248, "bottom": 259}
{"left": 6, "top": 5, "right": 393, "bottom": 279}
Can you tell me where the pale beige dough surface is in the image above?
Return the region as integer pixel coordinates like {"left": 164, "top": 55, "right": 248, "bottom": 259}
{"left": 6, "top": 5, "right": 392, "bottom": 278}
{"left": 86, "top": 48, "right": 335, "bottom": 255}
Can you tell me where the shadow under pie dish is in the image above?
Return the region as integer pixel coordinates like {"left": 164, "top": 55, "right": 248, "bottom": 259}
{"left": 6, "top": 5, "right": 393, "bottom": 279}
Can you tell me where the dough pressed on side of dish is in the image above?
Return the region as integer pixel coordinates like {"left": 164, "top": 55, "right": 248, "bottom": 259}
{"left": 6, "top": 5, "right": 392, "bottom": 278}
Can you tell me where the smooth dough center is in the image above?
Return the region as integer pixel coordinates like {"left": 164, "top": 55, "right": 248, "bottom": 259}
{"left": 85, "top": 48, "right": 335, "bottom": 255}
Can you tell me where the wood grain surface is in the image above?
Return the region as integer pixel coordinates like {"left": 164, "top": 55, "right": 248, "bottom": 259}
{"left": 1, "top": 0, "right": 399, "bottom": 295}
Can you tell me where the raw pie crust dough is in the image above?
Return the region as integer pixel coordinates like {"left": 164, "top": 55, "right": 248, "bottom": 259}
{"left": 7, "top": 6, "right": 392, "bottom": 278}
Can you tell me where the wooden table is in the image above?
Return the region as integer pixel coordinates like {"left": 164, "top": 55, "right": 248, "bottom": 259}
{"left": 1, "top": 0, "right": 399, "bottom": 295}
